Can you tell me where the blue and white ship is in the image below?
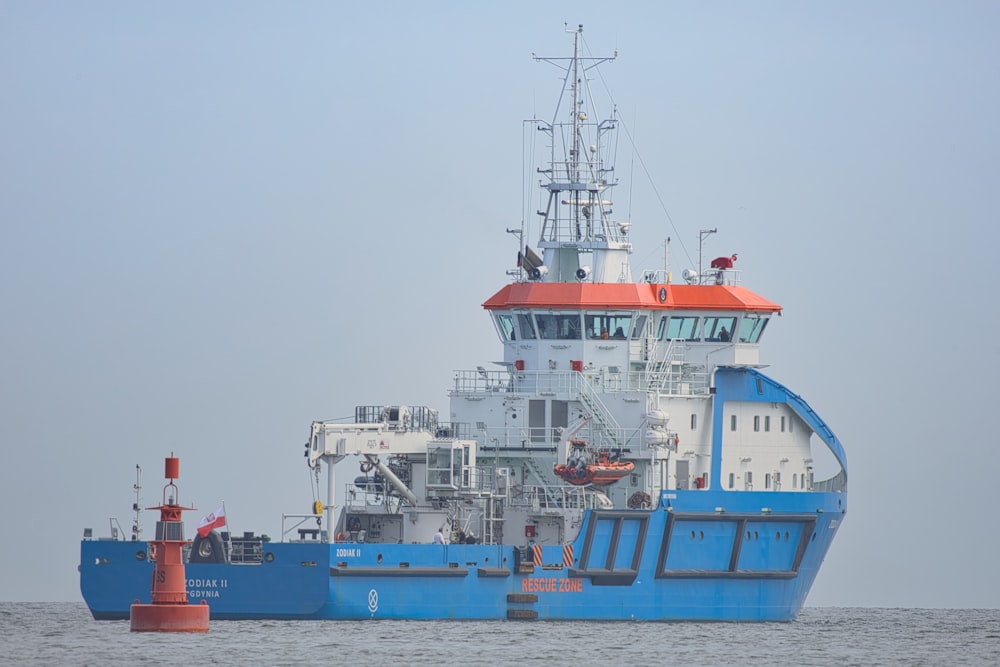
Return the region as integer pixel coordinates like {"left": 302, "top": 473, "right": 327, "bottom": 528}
{"left": 80, "top": 25, "right": 846, "bottom": 621}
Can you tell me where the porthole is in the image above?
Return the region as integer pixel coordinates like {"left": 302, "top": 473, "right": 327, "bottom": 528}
{"left": 377, "top": 553, "right": 383, "bottom": 564}
{"left": 754, "top": 530, "right": 759, "bottom": 540}
{"left": 699, "top": 531, "right": 704, "bottom": 541}
{"left": 135, "top": 550, "right": 147, "bottom": 561}
{"left": 690, "top": 530, "right": 696, "bottom": 540}
{"left": 264, "top": 552, "right": 275, "bottom": 563}
{"left": 784, "top": 531, "right": 790, "bottom": 541}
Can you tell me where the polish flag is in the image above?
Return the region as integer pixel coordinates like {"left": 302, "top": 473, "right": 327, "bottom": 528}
{"left": 197, "top": 505, "right": 226, "bottom": 538}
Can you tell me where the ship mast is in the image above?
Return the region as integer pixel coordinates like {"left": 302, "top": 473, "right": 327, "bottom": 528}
{"left": 530, "top": 24, "right": 630, "bottom": 283}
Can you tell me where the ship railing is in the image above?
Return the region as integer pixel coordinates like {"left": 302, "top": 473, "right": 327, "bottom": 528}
{"left": 476, "top": 423, "right": 646, "bottom": 456}
{"left": 638, "top": 268, "right": 743, "bottom": 286}
{"left": 460, "top": 465, "right": 500, "bottom": 496}
{"left": 344, "top": 478, "right": 392, "bottom": 510}
{"left": 452, "top": 368, "right": 709, "bottom": 398}
{"left": 813, "top": 469, "right": 847, "bottom": 493}
{"left": 280, "top": 514, "right": 325, "bottom": 544}
{"left": 352, "top": 405, "right": 440, "bottom": 432}
{"left": 508, "top": 483, "right": 608, "bottom": 512}
{"left": 643, "top": 340, "right": 711, "bottom": 395}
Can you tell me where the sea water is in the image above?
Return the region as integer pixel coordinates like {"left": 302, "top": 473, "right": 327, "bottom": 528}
{"left": 1, "top": 603, "right": 997, "bottom": 666}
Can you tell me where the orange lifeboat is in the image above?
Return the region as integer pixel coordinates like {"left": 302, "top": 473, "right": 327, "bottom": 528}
{"left": 554, "top": 446, "right": 634, "bottom": 487}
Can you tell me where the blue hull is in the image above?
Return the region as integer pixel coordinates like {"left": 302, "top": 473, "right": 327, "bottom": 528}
{"left": 81, "top": 489, "right": 843, "bottom": 621}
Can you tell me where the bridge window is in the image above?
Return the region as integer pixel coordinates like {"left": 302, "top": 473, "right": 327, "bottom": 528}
{"left": 738, "top": 314, "right": 770, "bottom": 343}
{"left": 496, "top": 314, "right": 515, "bottom": 341}
{"left": 690, "top": 413, "right": 697, "bottom": 430}
{"left": 764, "top": 416, "right": 771, "bottom": 432}
{"left": 585, "top": 313, "right": 632, "bottom": 339}
{"left": 630, "top": 315, "right": 648, "bottom": 339}
{"left": 730, "top": 415, "right": 737, "bottom": 431}
{"left": 535, "top": 313, "right": 581, "bottom": 340}
{"left": 702, "top": 316, "right": 737, "bottom": 342}
{"left": 515, "top": 313, "right": 536, "bottom": 339}
{"left": 660, "top": 316, "right": 700, "bottom": 341}
{"left": 754, "top": 416, "right": 760, "bottom": 432}
{"left": 781, "top": 416, "right": 786, "bottom": 432}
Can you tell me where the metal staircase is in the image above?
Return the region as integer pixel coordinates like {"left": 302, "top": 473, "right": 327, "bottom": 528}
{"left": 574, "top": 373, "right": 624, "bottom": 449}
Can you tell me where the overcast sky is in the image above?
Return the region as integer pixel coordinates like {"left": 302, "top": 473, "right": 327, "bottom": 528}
{"left": 2, "top": 2, "right": 998, "bottom": 608}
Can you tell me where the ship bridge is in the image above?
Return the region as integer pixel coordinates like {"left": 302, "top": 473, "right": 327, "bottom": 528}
{"left": 480, "top": 281, "right": 782, "bottom": 385}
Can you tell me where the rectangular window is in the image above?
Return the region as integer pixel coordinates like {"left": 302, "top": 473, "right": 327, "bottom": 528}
{"left": 702, "top": 316, "right": 737, "bottom": 342}
{"left": 737, "top": 314, "right": 770, "bottom": 343}
{"left": 792, "top": 473, "right": 798, "bottom": 489}
{"left": 781, "top": 415, "right": 786, "bottom": 432}
{"left": 585, "top": 313, "right": 632, "bottom": 340}
{"left": 765, "top": 473, "right": 771, "bottom": 489}
{"left": 661, "top": 316, "right": 700, "bottom": 341}
{"left": 789, "top": 418, "right": 794, "bottom": 433}
{"left": 753, "top": 416, "right": 760, "bottom": 432}
{"left": 691, "top": 413, "right": 697, "bottom": 430}
{"left": 536, "top": 313, "right": 582, "bottom": 340}
{"left": 730, "top": 415, "right": 737, "bottom": 431}
{"left": 515, "top": 313, "right": 536, "bottom": 339}
{"left": 728, "top": 472, "right": 735, "bottom": 489}
{"left": 764, "top": 416, "right": 771, "bottom": 432}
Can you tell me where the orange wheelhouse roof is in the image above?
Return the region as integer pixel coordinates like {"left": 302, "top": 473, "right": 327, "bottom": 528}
{"left": 482, "top": 282, "right": 782, "bottom": 313}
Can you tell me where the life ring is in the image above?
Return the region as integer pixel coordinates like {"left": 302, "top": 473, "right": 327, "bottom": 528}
{"left": 335, "top": 531, "right": 346, "bottom": 542}
{"left": 360, "top": 460, "right": 374, "bottom": 473}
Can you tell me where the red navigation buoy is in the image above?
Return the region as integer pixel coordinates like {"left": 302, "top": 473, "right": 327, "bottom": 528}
{"left": 130, "top": 454, "right": 210, "bottom": 632}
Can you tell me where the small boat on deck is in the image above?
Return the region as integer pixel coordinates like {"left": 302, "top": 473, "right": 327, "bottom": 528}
{"left": 554, "top": 440, "right": 635, "bottom": 486}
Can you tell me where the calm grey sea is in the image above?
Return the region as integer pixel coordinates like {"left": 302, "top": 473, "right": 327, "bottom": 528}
{"left": 1, "top": 603, "right": 997, "bottom": 666}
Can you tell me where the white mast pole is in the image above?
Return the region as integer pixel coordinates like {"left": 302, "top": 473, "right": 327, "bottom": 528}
{"left": 326, "top": 456, "right": 336, "bottom": 541}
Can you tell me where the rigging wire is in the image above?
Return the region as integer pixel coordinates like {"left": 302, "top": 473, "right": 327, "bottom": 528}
{"left": 582, "top": 33, "right": 695, "bottom": 269}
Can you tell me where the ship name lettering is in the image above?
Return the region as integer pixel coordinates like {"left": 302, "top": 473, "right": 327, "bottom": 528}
{"left": 336, "top": 548, "right": 359, "bottom": 558}
{"left": 186, "top": 578, "right": 225, "bottom": 588}
{"left": 187, "top": 590, "right": 221, "bottom": 599}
